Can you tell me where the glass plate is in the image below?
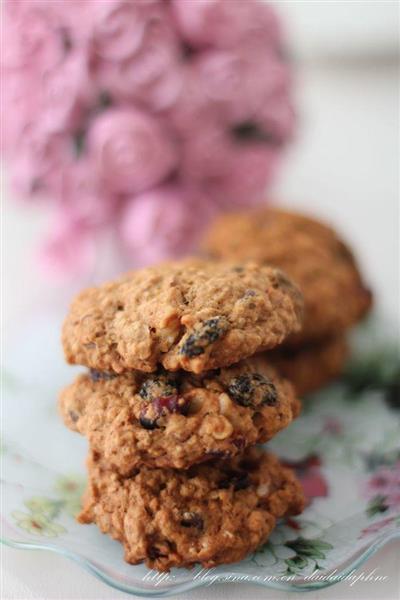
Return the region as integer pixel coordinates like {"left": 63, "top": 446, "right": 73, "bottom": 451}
{"left": 1, "top": 314, "right": 399, "bottom": 597}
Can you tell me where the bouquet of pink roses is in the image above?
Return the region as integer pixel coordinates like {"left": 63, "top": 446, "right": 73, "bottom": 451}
{"left": 1, "top": 0, "right": 294, "bottom": 278}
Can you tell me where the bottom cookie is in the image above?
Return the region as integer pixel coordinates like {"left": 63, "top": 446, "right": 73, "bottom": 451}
{"left": 269, "top": 335, "right": 349, "bottom": 396}
{"left": 78, "top": 447, "right": 305, "bottom": 571}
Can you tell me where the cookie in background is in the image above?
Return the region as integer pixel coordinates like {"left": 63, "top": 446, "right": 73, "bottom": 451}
{"left": 203, "top": 207, "right": 372, "bottom": 394}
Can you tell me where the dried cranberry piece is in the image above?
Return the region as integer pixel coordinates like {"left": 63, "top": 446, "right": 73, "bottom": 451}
{"left": 139, "top": 394, "right": 189, "bottom": 430}
{"left": 227, "top": 374, "right": 277, "bottom": 408}
{"left": 152, "top": 394, "right": 189, "bottom": 416}
{"left": 180, "top": 512, "right": 204, "bottom": 530}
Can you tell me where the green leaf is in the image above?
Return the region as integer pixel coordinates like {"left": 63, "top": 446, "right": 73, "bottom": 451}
{"left": 285, "top": 537, "right": 333, "bottom": 562}
{"left": 366, "top": 495, "right": 389, "bottom": 517}
{"left": 308, "top": 539, "right": 334, "bottom": 551}
{"left": 285, "top": 555, "right": 309, "bottom": 573}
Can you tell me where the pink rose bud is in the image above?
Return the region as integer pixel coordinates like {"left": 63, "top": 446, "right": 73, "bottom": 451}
{"left": 166, "top": 65, "right": 214, "bottom": 136}
{"left": 171, "top": 0, "right": 275, "bottom": 49}
{"left": 119, "top": 184, "right": 214, "bottom": 266}
{"left": 88, "top": 108, "right": 178, "bottom": 195}
{"left": 92, "top": 1, "right": 147, "bottom": 61}
{"left": 99, "top": 59, "right": 183, "bottom": 112}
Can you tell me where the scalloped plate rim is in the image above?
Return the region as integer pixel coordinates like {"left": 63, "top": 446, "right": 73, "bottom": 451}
{"left": 2, "top": 531, "right": 400, "bottom": 597}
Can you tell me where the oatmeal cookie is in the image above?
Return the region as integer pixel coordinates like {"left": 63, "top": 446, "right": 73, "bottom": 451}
{"left": 269, "top": 335, "right": 349, "bottom": 396}
{"left": 60, "top": 356, "right": 300, "bottom": 472}
{"left": 62, "top": 259, "right": 303, "bottom": 374}
{"left": 78, "top": 447, "right": 305, "bottom": 571}
{"left": 203, "top": 208, "right": 372, "bottom": 344}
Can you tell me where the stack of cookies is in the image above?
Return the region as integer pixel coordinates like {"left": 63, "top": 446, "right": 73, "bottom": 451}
{"left": 60, "top": 259, "right": 306, "bottom": 570}
{"left": 204, "top": 208, "right": 372, "bottom": 396}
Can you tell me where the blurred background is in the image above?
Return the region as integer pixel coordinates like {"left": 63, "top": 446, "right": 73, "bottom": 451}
{"left": 2, "top": 0, "right": 399, "bottom": 344}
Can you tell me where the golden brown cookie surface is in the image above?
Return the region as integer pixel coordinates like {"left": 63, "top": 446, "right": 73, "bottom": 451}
{"left": 204, "top": 208, "right": 372, "bottom": 344}
{"left": 269, "top": 335, "right": 349, "bottom": 396}
{"left": 78, "top": 447, "right": 305, "bottom": 571}
{"left": 60, "top": 356, "right": 300, "bottom": 472}
{"left": 62, "top": 258, "right": 303, "bottom": 374}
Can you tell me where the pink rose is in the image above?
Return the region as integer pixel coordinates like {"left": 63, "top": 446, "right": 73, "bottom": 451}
{"left": 166, "top": 66, "right": 217, "bottom": 136}
{"left": 40, "top": 52, "right": 94, "bottom": 132}
{"left": 9, "top": 128, "right": 73, "bottom": 198}
{"left": 142, "top": 66, "right": 184, "bottom": 112}
{"left": 88, "top": 108, "right": 178, "bottom": 195}
{"left": 91, "top": 1, "right": 148, "bottom": 61}
{"left": 181, "top": 124, "right": 238, "bottom": 181}
{"left": 194, "top": 46, "right": 291, "bottom": 125}
{"left": 171, "top": 0, "right": 278, "bottom": 49}
{"left": 203, "top": 144, "right": 279, "bottom": 209}
{"left": 195, "top": 51, "right": 244, "bottom": 110}
{"left": 2, "top": 1, "right": 66, "bottom": 72}
{"left": 96, "top": 7, "right": 183, "bottom": 111}
{"left": 57, "top": 161, "right": 120, "bottom": 228}
{"left": 181, "top": 122, "right": 281, "bottom": 200}
{"left": 119, "top": 184, "right": 215, "bottom": 266}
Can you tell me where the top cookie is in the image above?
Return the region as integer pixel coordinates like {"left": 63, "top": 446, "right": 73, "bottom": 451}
{"left": 204, "top": 208, "right": 372, "bottom": 344}
{"left": 62, "top": 259, "right": 303, "bottom": 374}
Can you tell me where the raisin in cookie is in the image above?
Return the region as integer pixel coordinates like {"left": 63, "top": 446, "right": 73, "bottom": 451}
{"left": 78, "top": 447, "right": 305, "bottom": 571}
{"left": 60, "top": 356, "right": 300, "bottom": 472}
{"left": 62, "top": 259, "right": 303, "bottom": 374}
{"left": 269, "top": 335, "right": 348, "bottom": 396}
{"left": 203, "top": 208, "right": 372, "bottom": 344}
